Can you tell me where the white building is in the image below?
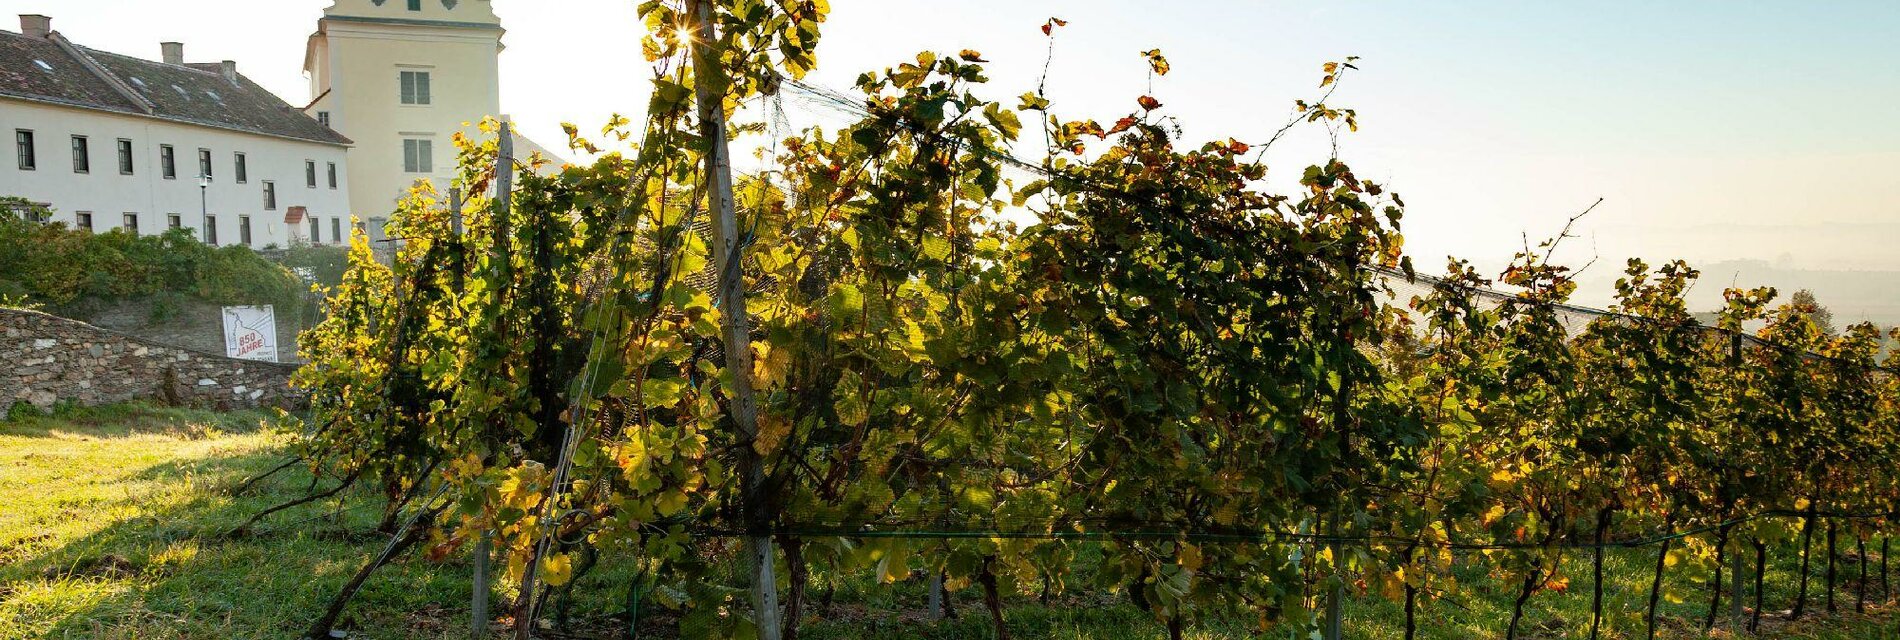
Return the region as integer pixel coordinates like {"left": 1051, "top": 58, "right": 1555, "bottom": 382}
{"left": 0, "top": 15, "right": 354, "bottom": 248}
{"left": 304, "top": 0, "right": 559, "bottom": 235}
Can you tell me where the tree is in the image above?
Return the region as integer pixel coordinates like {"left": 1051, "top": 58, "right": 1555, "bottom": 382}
{"left": 1790, "top": 289, "right": 1836, "bottom": 336}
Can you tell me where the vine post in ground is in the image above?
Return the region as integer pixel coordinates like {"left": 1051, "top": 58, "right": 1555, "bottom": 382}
{"left": 689, "top": 0, "right": 781, "bottom": 637}
{"left": 473, "top": 532, "right": 491, "bottom": 638}
{"left": 1731, "top": 534, "right": 1746, "bottom": 633}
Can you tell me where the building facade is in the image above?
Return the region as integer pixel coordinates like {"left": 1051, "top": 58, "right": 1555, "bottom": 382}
{"left": 304, "top": 0, "right": 504, "bottom": 230}
{"left": 0, "top": 15, "right": 354, "bottom": 248}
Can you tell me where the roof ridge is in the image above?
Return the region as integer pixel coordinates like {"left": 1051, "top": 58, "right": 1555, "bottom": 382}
{"left": 80, "top": 45, "right": 224, "bottom": 79}
{"left": 46, "top": 32, "right": 154, "bottom": 114}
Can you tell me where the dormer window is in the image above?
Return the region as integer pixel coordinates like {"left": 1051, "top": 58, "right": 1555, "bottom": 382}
{"left": 32, "top": 60, "right": 51, "bottom": 71}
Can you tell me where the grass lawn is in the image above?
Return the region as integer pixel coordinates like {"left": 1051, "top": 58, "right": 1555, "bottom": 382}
{"left": 1, "top": 404, "right": 1896, "bottom": 639}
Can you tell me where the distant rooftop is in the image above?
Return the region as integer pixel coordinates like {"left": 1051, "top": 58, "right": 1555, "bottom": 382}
{"left": 0, "top": 14, "right": 350, "bottom": 147}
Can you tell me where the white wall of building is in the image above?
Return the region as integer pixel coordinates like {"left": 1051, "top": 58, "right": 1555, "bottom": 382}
{"left": 0, "top": 98, "right": 352, "bottom": 248}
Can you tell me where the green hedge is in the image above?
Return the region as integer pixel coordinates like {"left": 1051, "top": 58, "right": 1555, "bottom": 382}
{"left": 0, "top": 197, "right": 306, "bottom": 311}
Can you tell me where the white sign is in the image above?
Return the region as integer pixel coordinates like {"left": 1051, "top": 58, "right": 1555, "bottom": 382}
{"left": 222, "top": 305, "right": 279, "bottom": 362}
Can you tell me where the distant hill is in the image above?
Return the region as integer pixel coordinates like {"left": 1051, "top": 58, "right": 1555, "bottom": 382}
{"left": 1567, "top": 259, "right": 1900, "bottom": 328}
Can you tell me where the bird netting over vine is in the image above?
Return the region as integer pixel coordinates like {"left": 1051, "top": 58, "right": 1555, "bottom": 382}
{"left": 261, "top": 2, "right": 1900, "bottom": 639}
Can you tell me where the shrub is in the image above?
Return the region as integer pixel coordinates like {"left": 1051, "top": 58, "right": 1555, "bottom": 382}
{"left": 0, "top": 197, "right": 305, "bottom": 312}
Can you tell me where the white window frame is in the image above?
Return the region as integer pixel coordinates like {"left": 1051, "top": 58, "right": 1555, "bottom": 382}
{"left": 402, "top": 138, "right": 434, "bottom": 173}
{"left": 399, "top": 69, "right": 432, "bottom": 106}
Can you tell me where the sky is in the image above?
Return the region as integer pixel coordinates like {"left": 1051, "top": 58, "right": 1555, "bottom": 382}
{"left": 6, "top": 0, "right": 1899, "bottom": 318}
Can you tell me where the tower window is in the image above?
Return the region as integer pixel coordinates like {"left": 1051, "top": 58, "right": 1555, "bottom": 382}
{"left": 327, "top": 162, "right": 338, "bottom": 188}
{"left": 407, "top": 0, "right": 422, "bottom": 10}
{"left": 332, "top": 217, "right": 342, "bottom": 242}
{"left": 400, "top": 71, "right": 432, "bottom": 105}
{"left": 403, "top": 138, "right": 433, "bottom": 173}
{"left": 316, "top": 111, "right": 331, "bottom": 126}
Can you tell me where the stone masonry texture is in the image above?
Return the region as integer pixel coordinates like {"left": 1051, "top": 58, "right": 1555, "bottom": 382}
{"left": 1, "top": 308, "right": 303, "bottom": 419}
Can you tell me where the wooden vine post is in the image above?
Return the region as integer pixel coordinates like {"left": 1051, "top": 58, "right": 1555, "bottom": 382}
{"left": 448, "top": 183, "right": 493, "bottom": 640}
{"left": 689, "top": 1, "right": 783, "bottom": 638}
{"left": 1727, "top": 332, "right": 1745, "bottom": 634}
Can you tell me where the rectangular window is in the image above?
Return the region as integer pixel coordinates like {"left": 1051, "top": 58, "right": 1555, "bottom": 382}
{"left": 239, "top": 215, "right": 252, "bottom": 246}
{"left": 407, "top": 0, "right": 422, "bottom": 11}
{"left": 167, "top": 213, "right": 181, "bottom": 229}
{"left": 122, "top": 212, "right": 137, "bottom": 233}
{"left": 198, "top": 148, "right": 212, "bottom": 179}
{"left": 117, "top": 139, "right": 134, "bottom": 174}
{"left": 205, "top": 215, "right": 217, "bottom": 245}
{"left": 402, "top": 138, "right": 433, "bottom": 173}
{"left": 327, "top": 162, "right": 338, "bottom": 189}
{"left": 331, "top": 217, "right": 341, "bottom": 242}
{"left": 316, "top": 111, "right": 331, "bottom": 126}
{"left": 399, "top": 70, "right": 432, "bottom": 105}
{"left": 71, "top": 135, "right": 89, "bottom": 173}
{"left": 263, "top": 181, "right": 277, "bottom": 210}
{"left": 234, "top": 152, "right": 248, "bottom": 183}
{"left": 309, "top": 216, "right": 320, "bottom": 243}
{"left": 76, "top": 211, "right": 93, "bottom": 231}
{"left": 306, "top": 160, "right": 317, "bottom": 188}
{"left": 160, "top": 145, "right": 176, "bottom": 179}
{"left": 15, "top": 130, "right": 34, "bottom": 170}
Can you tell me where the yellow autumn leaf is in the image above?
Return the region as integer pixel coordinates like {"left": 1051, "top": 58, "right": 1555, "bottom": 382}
{"left": 754, "top": 342, "right": 793, "bottom": 390}
{"left": 754, "top": 413, "right": 790, "bottom": 455}
{"left": 1179, "top": 543, "right": 1204, "bottom": 571}
{"left": 541, "top": 552, "right": 574, "bottom": 587}
{"left": 655, "top": 489, "right": 689, "bottom": 516}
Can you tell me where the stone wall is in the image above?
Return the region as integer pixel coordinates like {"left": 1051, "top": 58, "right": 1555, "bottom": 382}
{"left": 52, "top": 297, "right": 311, "bottom": 364}
{"left": 1, "top": 308, "right": 303, "bottom": 419}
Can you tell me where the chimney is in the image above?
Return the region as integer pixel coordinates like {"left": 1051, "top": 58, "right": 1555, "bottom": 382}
{"left": 220, "top": 60, "right": 238, "bottom": 84}
{"left": 161, "top": 42, "right": 184, "bottom": 65}
{"left": 19, "top": 14, "right": 51, "bottom": 39}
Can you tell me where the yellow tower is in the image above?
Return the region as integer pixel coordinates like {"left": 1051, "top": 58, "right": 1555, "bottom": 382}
{"left": 303, "top": 0, "right": 504, "bottom": 228}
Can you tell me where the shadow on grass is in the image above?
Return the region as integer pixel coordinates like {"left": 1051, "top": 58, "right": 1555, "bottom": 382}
{"left": 0, "top": 403, "right": 476, "bottom": 640}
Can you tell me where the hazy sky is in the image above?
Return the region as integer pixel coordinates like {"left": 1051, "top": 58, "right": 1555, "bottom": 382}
{"left": 8, "top": 1, "right": 1900, "bottom": 309}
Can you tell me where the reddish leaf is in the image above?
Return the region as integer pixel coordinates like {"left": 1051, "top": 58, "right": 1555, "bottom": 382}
{"left": 1137, "top": 95, "right": 1162, "bottom": 111}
